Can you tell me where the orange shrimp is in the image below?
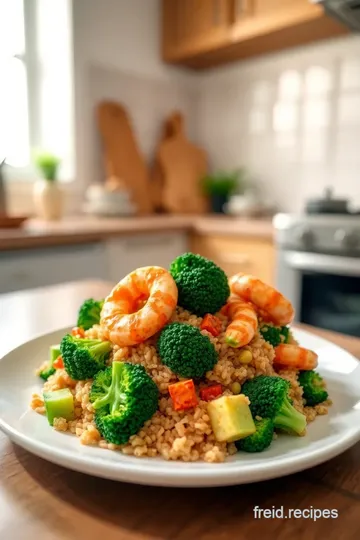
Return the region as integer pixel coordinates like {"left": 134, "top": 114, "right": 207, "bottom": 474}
{"left": 274, "top": 344, "right": 318, "bottom": 370}
{"left": 229, "top": 273, "right": 294, "bottom": 326}
{"left": 100, "top": 266, "right": 178, "bottom": 346}
{"left": 223, "top": 296, "right": 258, "bottom": 348}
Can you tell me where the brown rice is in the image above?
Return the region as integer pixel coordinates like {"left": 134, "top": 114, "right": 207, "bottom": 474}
{"left": 31, "top": 307, "right": 329, "bottom": 463}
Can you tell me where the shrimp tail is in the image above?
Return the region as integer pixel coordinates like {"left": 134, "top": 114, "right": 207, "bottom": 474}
{"left": 224, "top": 297, "right": 258, "bottom": 348}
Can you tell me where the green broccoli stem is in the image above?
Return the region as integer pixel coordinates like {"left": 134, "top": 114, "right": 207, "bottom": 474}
{"left": 275, "top": 396, "right": 307, "bottom": 435}
{"left": 72, "top": 337, "right": 102, "bottom": 346}
{"left": 90, "top": 341, "right": 112, "bottom": 357}
{"left": 92, "top": 362, "right": 126, "bottom": 413}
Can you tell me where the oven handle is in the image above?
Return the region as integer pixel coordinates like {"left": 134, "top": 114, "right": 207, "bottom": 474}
{"left": 284, "top": 251, "right": 360, "bottom": 277}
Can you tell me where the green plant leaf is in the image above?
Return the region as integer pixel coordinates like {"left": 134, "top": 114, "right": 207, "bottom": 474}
{"left": 201, "top": 169, "right": 246, "bottom": 196}
{"left": 33, "top": 151, "right": 61, "bottom": 181}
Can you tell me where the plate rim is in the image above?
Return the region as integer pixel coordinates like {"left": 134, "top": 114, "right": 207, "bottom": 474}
{"left": 1, "top": 327, "right": 360, "bottom": 487}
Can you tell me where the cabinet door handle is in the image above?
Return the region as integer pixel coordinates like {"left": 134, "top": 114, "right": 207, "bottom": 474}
{"left": 220, "top": 253, "right": 251, "bottom": 266}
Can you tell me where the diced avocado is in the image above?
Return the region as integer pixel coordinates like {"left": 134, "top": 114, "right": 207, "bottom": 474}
{"left": 207, "top": 395, "right": 256, "bottom": 443}
{"left": 43, "top": 388, "right": 74, "bottom": 426}
{"left": 50, "top": 344, "right": 61, "bottom": 363}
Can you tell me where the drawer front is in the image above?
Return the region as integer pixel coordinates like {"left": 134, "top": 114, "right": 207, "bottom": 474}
{"left": 190, "top": 234, "right": 275, "bottom": 285}
{"left": 0, "top": 243, "right": 107, "bottom": 294}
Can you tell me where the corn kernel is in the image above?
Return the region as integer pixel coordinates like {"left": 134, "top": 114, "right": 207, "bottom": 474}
{"left": 238, "top": 350, "right": 252, "bottom": 364}
{"left": 231, "top": 382, "right": 241, "bottom": 395}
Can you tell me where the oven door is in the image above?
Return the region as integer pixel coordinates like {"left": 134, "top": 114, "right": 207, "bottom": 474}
{"left": 278, "top": 250, "right": 360, "bottom": 337}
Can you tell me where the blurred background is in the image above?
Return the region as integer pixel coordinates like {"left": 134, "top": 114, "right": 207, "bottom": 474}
{"left": 1, "top": 0, "right": 360, "bottom": 337}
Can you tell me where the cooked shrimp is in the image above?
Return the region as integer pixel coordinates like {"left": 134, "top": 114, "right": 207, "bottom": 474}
{"left": 274, "top": 344, "right": 318, "bottom": 370}
{"left": 229, "top": 273, "right": 294, "bottom": 326}
{"left": 101, "top": 266, "right": 178, "bottom": 346}
{"left": 223, "top": 296, "right": 258, "bottom": 348}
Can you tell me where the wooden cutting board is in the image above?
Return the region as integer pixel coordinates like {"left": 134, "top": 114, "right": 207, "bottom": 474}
{"left": 151, "top": 112, "right": 183, "bottom": 211}
{"left": 154, "top": 113, "right": 208, "bottom": 214}
{"left": 97, "top": 101, "right": 152, "bottom": 214}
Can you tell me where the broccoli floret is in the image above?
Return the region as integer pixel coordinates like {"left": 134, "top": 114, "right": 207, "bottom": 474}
{"left": 241, "top": 375, "right": 307, "bottom": 435}
{"left": 39, "top": 366, "right": 56, "bottom": 381}
{"left": 169, "top": 253, "right": 229, "bottom": 316}
{"left": 90, "top": 361, "right": 159, "bottom": 445}
{"left": 298, "top": 370, "right": 328, "bottom": 406}
{"left": 259, "top": 324, "right": 290, "bottom": 347}
{"left": 77, "top": 298, "right": 104, "bottom": 330}
{"left": 236, "top": 418, "right": 274, "bottom": 453}
{"left": 281, "top": 326, "right": 290, "bottom": 343}
{"left": 170, "top": 252, "right": 210, "bottom": 279}
{"left": 158, "top": 322, "right": 218, "bottom": 378}
{"left": 60, "top": 335, "right": 111, "bottom": 380}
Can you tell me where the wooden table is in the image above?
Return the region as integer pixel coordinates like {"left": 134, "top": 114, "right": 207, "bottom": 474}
{"left": 1, "top": 281, "right": 360, "bottom": 540}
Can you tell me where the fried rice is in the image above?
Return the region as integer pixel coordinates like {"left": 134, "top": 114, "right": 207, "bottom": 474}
{"left": 30, "top": 307, "right": 331, "bottom": 463}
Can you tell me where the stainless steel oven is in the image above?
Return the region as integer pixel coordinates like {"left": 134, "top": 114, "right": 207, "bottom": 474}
{"left": 274, "top": 213, "right": 360, "bottom": 337}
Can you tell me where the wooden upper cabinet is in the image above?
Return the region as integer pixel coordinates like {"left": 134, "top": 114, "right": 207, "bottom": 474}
{"left": 161, "top": 0, "right": 348, "bottom": 69}
{"left": 162, "top": 0, "right": 231, "bottom": 60}
{"left": 229, "top": 0, "right": 332, "bottom": 40}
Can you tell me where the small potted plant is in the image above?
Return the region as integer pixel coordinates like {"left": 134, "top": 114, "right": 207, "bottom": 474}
{"left": 33, "top": 151, "right": 63, "bottom": 220}
{"left": 202, "top": 169, "right": 241, "bottom": 214}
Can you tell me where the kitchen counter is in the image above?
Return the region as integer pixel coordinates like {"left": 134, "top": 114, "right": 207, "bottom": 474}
{"left": 0, "top": 215, "right": 274, "bottom": 251}
{"left": 1, "top": 280, "right": 360, "bottom": 540}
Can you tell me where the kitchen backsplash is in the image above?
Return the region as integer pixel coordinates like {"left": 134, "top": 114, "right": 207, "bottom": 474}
{"left": 196, "top": 35, "right": 360, "bottom": 213}
{"left": 79, "top": 36, "right": 360, "bottom": 215}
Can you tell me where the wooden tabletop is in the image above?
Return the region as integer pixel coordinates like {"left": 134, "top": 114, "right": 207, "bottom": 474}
{"left": 1, "top": 281, "right": 360, "bottom": 540}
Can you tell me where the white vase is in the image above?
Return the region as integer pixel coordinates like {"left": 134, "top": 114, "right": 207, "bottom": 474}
{"left": 33, "top": 180, "right": 64, "bottom": 221}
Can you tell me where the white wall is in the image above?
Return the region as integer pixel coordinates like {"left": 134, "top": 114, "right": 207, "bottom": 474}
{"left": 71, "top": 0, "right": 199, "bottom": 190}
{"left": 196, "top": 35, "right": 360, "bottom": 213}
{"left": 72, "top": 0, "right": 195, "bottom": 82}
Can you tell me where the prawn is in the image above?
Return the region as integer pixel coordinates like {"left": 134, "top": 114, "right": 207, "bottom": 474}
{"left": 223, "top": 296, "right": 258, "bottom": 348}
{"left": 274, "top": 344, "right": 318, "bottom": 370}
{"left": 229, "top": 273, "right": 294, "bottom": 326}
{"left": 101, "top": 266, "right": 178, "bottom": 346}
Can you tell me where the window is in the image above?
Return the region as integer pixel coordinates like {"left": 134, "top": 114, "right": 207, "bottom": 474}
{"left": 0, "top": 0, "right": 29, "bottom": 167}
{"left": 0, "top": 0, "right": 74, "bottom": 181}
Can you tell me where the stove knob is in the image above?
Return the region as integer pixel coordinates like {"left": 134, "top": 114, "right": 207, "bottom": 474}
{"left": 334, "top": 229, "right": 358, "bottom": 249}
{"left": 296, "top": 226, "right": 314, "bottom": 247}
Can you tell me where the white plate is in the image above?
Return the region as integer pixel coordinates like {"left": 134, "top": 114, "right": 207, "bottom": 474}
{"left": 0, "top": 328, "right": 360, "bottom": 487}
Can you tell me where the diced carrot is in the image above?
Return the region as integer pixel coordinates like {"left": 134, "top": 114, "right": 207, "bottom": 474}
{"left": 199, "top": 384, "right": 222, "bottom": 402}
{"left": 71, "top": 326, "right": 85, "bottom": 338}
{"left": 200, "top": 314, "right": 222, "bottom": 337}
{"left": 168, "top": 380, "right": 198, "bottom": 411}
{"left": 53, "top": 356, "right": 64, "bottom": 370}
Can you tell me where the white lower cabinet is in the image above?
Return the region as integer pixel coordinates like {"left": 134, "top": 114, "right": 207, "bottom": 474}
{"left": 0, "top": 243, "right": 107, "bottom": 294}
{"left": 0, "top": 232, "right": 189, "bottom": 294}
{"left": 105, "top": 232, "right": 188, "bottom": 283}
